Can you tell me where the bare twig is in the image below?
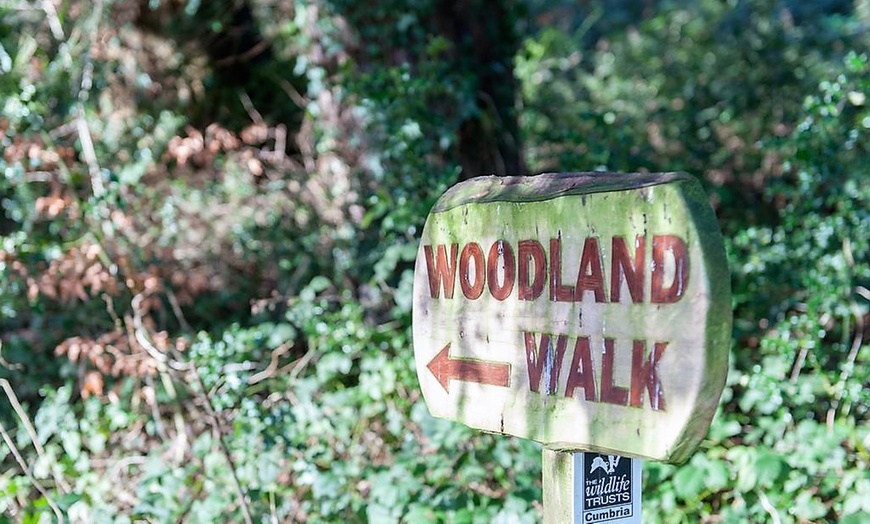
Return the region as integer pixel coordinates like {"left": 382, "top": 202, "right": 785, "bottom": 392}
{"left": 21, "top": 171, "right": 55, "bottom": 183}
{"left": 130, "top": 293, "right": 193, "bottom": 452}
{"left": 74, "top": 0, "right": 105, "bottom": 198}
{"left": 143, "top": 374, "right": 168, "bottom": 442}
{"left": 828, "top": 297, "right": 866, "bottom": 429}
{"left": 270, "top": 491, "right": 278, "bottom": 524}
{"left": 0, "top": 341, "right": 24, "bottom": 371}
{"left": 157, "top": 369, "right": 189, "bottom": 462}
{"left": 131, "top": 293, "right": 189, "bottom": 372}
{"left": 0, "top": 422, "right": 65, "bottom": 523}
{"left": 288, "top": 348, "right": 317, "bottom": 383}
{"left": 76, "top": 99, "right": 104, "bottom": 197}
{"left": 248, "top": 341, "right": 295, "bottom": 385}
{"left": 41, "top": 0, "right": 65, "bottom": 40}
{"left": 102, "top": 293, "right": 123, "bottom": 329}
{"left": 789, "top": 345, "right": 808, "bottom": 383}
{"left": 48, "top": 121, "right": 77, "bottom": 140}
{"left": 190, "top": 366, "right": 254, "bottom": 524}
{"left": 827, "top": 243, "right": 868, "bottom": 429}
{"left": 166, "top": 289, "right": 192, "bottom": 333}
{"left": 108, "top": 454, "right": 148, "bottom": 480}
{"left": 240, "top": 92, "right": 264, "bottom": 124}
{"left": 214, "top": 39, "right": 270, "bottom": 67}
{"left": 1, "top": 379, "right": 71, "bottom": 494}
{"left": 280, "top": 79, "right": 308, "bottom": 109}
{"left": 0, "top": 379, "right": 45, "bottom": 458}
{"left": 297, "top": 116, "right": 317, "bottom": 174}
{"left": 129, "top": 295, "right": 252, "bottom": 523}
{"left": 273, "top": 124, "right": 287, "bottom": 162}
{"left": 756, "top": 489, "right": 782, "bottom": 524}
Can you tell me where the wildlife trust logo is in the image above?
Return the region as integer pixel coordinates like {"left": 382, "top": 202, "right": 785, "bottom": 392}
{"left": 582, "top": 452, "right": 634, "bottom": 522}
{"left": 590, "top": 454, "right": 621, "bottom": 476}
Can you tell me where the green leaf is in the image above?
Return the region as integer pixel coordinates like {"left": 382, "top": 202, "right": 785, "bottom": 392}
{"left": 705, "top": 460, "right": 730, "bottom": 492}
{"left": 728, "top": 447, "right": 758, "bottom": 492}
{"left": 403, "top": 504, "right": 439, "bottom": 523}
{"left": 673, "top": 463, "right": 706, "bottom": 500}
{"left": 841, "top": 512, "right": 870, "bottom": 524}
{"left": 843, "top": 477, "right": 870, "bottom": 514}
{"left": 755, "top": 450, "right": 785, "bottom": 488}
{"left": 257, "top": 451, "right": 280, "bottom": 488}
{"left": 0, "top": 42, "right": 11, "bottom": 74}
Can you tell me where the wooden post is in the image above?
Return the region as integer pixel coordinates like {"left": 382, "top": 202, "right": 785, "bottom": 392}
{"left": 543, "top": 449, "right": 574, "bottom": 523}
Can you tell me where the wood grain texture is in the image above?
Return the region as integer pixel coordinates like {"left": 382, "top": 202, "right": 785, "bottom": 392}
{"left": 412, "top": 172, "right": 731, "bottom": 464}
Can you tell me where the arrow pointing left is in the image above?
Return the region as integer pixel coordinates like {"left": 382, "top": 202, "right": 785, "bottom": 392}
{"left": 426, "top": 343, "right": 511, "bottom": 392}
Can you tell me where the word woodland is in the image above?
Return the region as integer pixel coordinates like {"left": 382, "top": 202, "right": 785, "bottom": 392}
{"left": 423, "top": 235, "right": 688, "bottom": 304}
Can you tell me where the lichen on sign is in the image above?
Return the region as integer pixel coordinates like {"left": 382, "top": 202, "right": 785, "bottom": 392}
{"left": 412, "top": 172, "right": 731, "bottom": 464}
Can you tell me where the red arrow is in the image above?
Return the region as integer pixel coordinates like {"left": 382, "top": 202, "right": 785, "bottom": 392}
{"left": 427, "top": 343, "right": 511, "bottom": 392}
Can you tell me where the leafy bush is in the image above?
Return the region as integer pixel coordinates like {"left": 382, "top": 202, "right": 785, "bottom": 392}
{"left": 1, "top": 0, "right": 532, "bottom": 521}
{"left": 2, "top": 0, "right": 870, "bottom": 522}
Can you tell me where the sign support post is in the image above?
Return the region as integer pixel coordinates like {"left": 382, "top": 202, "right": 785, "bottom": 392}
{"left": 542, "top": 449, "right": 574, "bottom": 524}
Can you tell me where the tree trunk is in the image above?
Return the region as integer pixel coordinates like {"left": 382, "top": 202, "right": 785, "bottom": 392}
{"left": 433, "top": 0, "right": 525, "bottom": 179}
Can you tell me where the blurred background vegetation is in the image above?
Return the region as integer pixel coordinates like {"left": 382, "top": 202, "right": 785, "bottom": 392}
{"left": 1, "top": 0, "right": 869, "bottom": 521}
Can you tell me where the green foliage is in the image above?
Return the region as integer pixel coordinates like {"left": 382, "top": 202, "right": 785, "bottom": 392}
{"left": 1, "top": 0, "right": 531, "bottom": 521}
{"left": 2, "top": 0, "right": 870, "bottom": 522}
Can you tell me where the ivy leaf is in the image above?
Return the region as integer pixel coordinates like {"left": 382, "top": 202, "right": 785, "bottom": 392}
{"left": 705, "top": 460, "right": 730, "bottom": 492}
{"left": 841, "top": 512, "right": 870, "bottom": 524}
{"left": 755, "top": 450, "right": 786, "bottom": 488}
{"left": 673, "top": 462, "right": 706, "bottom": 500}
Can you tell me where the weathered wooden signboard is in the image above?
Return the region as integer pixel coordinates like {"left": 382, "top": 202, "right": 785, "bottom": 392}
{"left": 412, "top": 172, "right": 731, "bottom": 464}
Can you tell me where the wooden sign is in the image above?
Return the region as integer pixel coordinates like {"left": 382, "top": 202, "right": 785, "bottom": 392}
{"left": 412, "top": 172, "right": 731, "bottom": 463}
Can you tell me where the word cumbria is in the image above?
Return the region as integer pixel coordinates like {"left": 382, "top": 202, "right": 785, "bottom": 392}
{"left": 423, "top": 235, "right": 688, "bottom": 304}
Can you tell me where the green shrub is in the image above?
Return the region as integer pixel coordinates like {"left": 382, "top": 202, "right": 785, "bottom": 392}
{"left": 2, "top": 0, "right": 870, "bottom": 522}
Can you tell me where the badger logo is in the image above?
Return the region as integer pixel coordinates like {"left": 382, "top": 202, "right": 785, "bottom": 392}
{"left": 589, "top": 454, "right": 620, "bottom": 476}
